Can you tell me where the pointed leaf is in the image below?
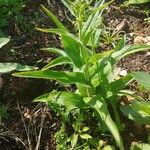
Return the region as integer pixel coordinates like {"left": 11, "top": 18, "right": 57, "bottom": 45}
{"left": 88, "top": 50, "right": 113, "bottom": 64}
{"left": 42, "top": 56, "right": 72, "bottom": 70}
{"left": 80, "top": 134, "right": 92, "bottom": 139}
{"left": 0, "top": 37, "right": 10, "bottom": 48}
{"left": 82, "top": 127, "right": 89, "bottom": 132}
{"left": 34, "top": 91, "right": 86, "bottom": 111}
{"left": 115, "top": 36, "right": 126, "bottom": 51}
{"left": 40, "top": 5, "right": 68, "bottom": 31}
{"left": 111, "top": 44, "right": 150, "bottom": 61}
{"left": 105, "top": 74, "right": 133, "bottom": 98}
{"left": 13, "top": 70, "right": 89, "bottom": 86}
{"left": 37, "top": 28, "right": 91, "bottom": 68}
{"left": 61, "top": 0, "right": 77, "bottom": 17}
{"left": 91, "top": 0, "right": 114, "bottom": 14}
{"left": 130, "top": 143, "right": 150, "bottom": 150}
{"left": 0, "top": 63, "right": 38, "bottom": 74}
{"left": 88, "top": 96, "right": 124, "bottom": 150}
{"left": 70, "top": 134, "right": 78, "bottom": 148}
{"left": 128, "top": 0, "right": 150, "bottom": 4}
{"left": 132, "top": 72, "right": 150, "bottom": 91}
{"left": 120, "top": 101, "right": 150, "bottom": 125}
{"left": 41, "top": 47, "right": 67, "bottom": 56}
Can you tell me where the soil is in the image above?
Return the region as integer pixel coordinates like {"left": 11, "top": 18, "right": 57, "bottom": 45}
{"left": 0, "top": 0, "right": 150, "bottom": 150}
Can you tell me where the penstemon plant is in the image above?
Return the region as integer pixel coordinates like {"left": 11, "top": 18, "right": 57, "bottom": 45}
{"left": 13, "top": 0, "right": 150, "bottom": 149}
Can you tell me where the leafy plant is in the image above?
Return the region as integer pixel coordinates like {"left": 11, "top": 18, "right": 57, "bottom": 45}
{"left": 13, "top": 0, "right": 150, "bottom": 149}
{"left": 0, "top": 0, "right": 26, "bottom": 28}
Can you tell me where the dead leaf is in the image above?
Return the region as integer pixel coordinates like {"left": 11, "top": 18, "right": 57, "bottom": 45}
{"left": 134, "top": 36, "right": 150, "bottom": 45}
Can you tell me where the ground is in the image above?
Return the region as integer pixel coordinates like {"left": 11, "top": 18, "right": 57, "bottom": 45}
{"left": 0, "top": 0, "right": 150, "bottom": 149}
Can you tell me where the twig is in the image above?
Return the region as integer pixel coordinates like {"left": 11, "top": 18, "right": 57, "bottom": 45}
{"left": 0, "top": 123, "right": 29, "bottom": 150}
{"left": 17, "top": 101, "right": 32, "bottom": 150}
{"left": 35, "top": 107, "right": 46, "bottom": 150}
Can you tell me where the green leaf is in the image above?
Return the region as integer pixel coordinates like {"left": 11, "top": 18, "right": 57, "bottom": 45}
{"left": 132, "top": 101, "right": 150, "bottom": 115}
{"left": 130, "top": 143, "right": 150, "bottom": 150}
{"left": 103, "top": 145, "right": 115, "bottom": 150}
{"left": 132, "top": 72, "right": 150, "bottom": 91}
{"left": 128, "top": 0, "right": 150, "bottom": 4}
{"left": 80, "top": 134, "right": 92, "bottom": 139}
{"left": 37, "top": 28, "right": 91, "bottom": 68}
{"left": 42, "top": 56, "right": 72, "bottom": 70}
{"left": 0, "top": 63, "right": 38, "bottom": 74}
{"left": 40, "top": 5, "right": 68, "bottom": 31}
{"left": 81, "top": 0, "right": 113, "bottom": 47}
{"left": 111, "top": 44, "right": 150, "bottom": 61}
{"left": 0, "top": 37, "right": 10, "bottom": 48}
{"left": 91, "top": 0, "right": 114, "bottom": 14}
{"left": 34, "top": 91, "right": 86, "bottom": 111}
{"left": 70, "top": 134, "right": 78, "bottom": 148}
{"left": 120, "top": 101, "right": 150, "bottom": 125}
{"left": 90, "top": 44, "right": 150, "bottom": 87}
{"left": 115, "top": 36, "right": 126, "bottom": 51}
{"left": 82, "top": 127, "right": 89, "bottom": 132}
{"left": 41, "top": 47, "right": 67, "bottom": 56}
{"left": 88, "top": 50, "right": 113, "bottom": 65}
{"left": 105, "top": 74, "right": 133, "bottom": 98}
{"left": 13, "top": 70, "right": 89, "bottom": 86}
{"left": 88, "top": 96, "right": 124, "bottom": 150}
{"left": 61, "top": 0, "right": 77, "bottom": 17}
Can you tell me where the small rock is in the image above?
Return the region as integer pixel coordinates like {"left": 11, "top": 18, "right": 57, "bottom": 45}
{"left": 119, "top": 70, "right": 127, "bottom": 76}
{"left": 134, "top": 36, "right": 150, "bottom": 45}
{"left": 134, "top": 36, "right": 147, "bottom": 44}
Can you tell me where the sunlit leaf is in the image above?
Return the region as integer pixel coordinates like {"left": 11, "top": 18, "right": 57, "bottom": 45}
{"left": 70, "top": 134, "right": 78, "bottom": 148}
{"left": 41, "top": 47, "right": 67, "bottom": 56}
{"left": 88, "top": 50, "right": 113, "bottom": 64}
{"left": 0, "top": 37, "right": 10, "bottom": 48}
{"left": 128, "top": 0, "right": 150, "bottom": 4}
{"left": 82, "top": 127, "right": 89, "bottom": 132}
{"left": 42, "top": 56, "right": 72, "bottom": 70}
{"left": 13, "top": 70, "right": 89, "bottom": 86}
{"left": 0, "top": 63, "right": 38, "bottom": 74}
{"left": 34, "top": 91, "right": 86, "bottom": 111}
{"left": 91, "top": 0, "right": 114, "bottom": 14}
{"left": 37, "top": 28, "right": 91, "bottom": 68}
{"left": 111, "top": 44, "right": 150, "bottom": 61}
{"left": 88, "top": 96, "right": 124, "bottom": 150}
{"left": 130, "top": 142, "right": 150, "bottom": 150}
{"left": 120, "top": 101, "right": 150, "bottom": 125}
{"left": 132, "top": 72, "right": 150, "bottom": 91}
{"left": 61, "top": 0, "right": 77, "bottom": 17}
{"left": 40, "top": 5, "right": 68, "bottom": 31}
{"left": 80, "top": 134, "right": 92, "bottom": 139}
{"left": 105, "top": 74, "right": 133, "bottom": 98}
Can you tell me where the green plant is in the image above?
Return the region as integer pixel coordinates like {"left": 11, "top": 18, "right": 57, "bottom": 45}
{"left": 0, "top": 0, "right": 26, "bottom": 28}
{"left": 130, "top": 142, "right": 150, "bottom": 150}
{"left": 126, "top": 0, "right": 150, "bottom": 5}
{"left": 0, "top": 104, "right": 8, "bottom": 121}
{"left": 100, "top": 27, "right": 122, "bottom": 48}
{"left": 12, "top": 0, "right": 150, "bottom": 149}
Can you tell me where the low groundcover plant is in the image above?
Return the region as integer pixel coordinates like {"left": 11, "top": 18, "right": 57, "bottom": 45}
{"left": 12, "top": 0, "right": 150, "bottom": 149}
